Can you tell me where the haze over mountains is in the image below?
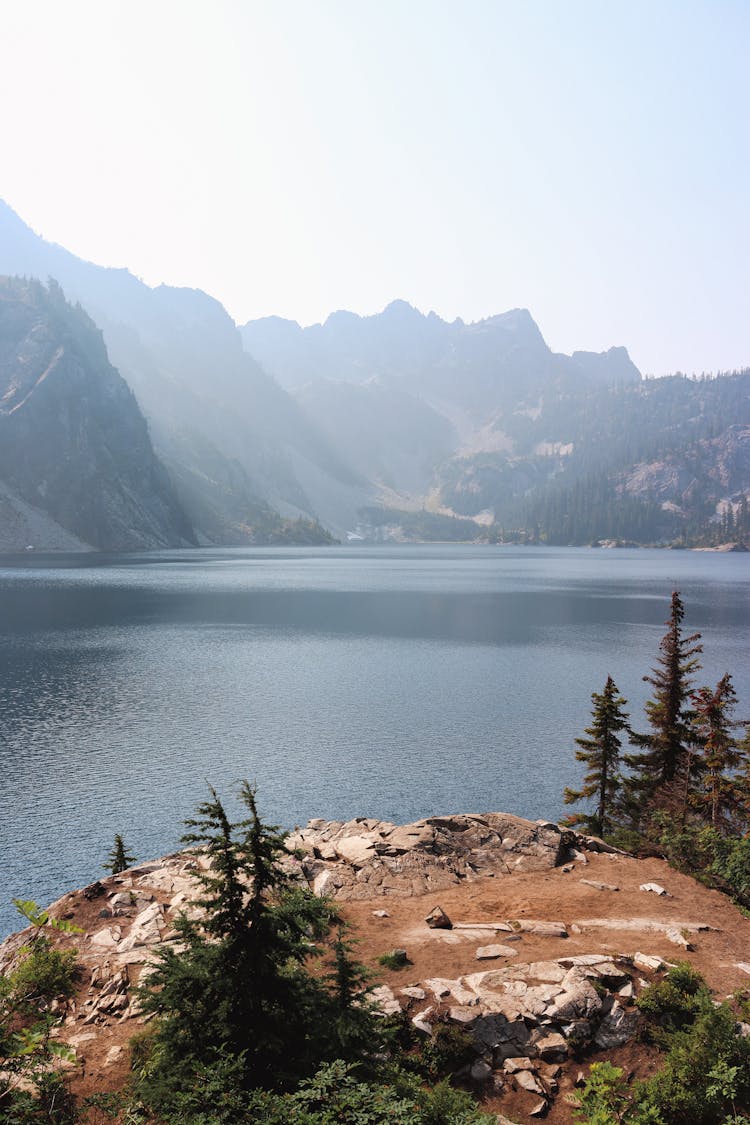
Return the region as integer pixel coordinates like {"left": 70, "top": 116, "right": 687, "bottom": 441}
{"left": 0, "top": 199, "right": 747, "bottom": 550}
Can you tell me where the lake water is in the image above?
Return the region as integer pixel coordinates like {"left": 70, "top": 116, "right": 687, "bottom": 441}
{"left": 0, "top": 544, "right": 748, "bottom": 937}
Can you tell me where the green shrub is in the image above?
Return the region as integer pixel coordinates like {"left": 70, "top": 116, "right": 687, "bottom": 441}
{"left": 418, "top": 1023, "right": 476, "bottom": 1080}
{"left": 639, "top": 1001, "right": 750, "bottom": 1123}
{"left": 573, "top": 1060, "right": 662, "bottom": 1124}
{"left": 377, "top": 950, "right": 409, "bottom": 971}
{"left": 636, "top": 960, "right": 710, "bottom": 1040}
{"left": 8, "top": 940, "right": 77, "bottom": 1006}
{"left": 709, "top": 836, "right": 750, "bottom": 907}
{"left": 157, "top": 1058, "right": 495, "bottom": 1124}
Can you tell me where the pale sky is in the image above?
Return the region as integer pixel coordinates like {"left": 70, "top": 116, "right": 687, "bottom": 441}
{"left": 1, "top": 0, "right": 748, "bottom": 375}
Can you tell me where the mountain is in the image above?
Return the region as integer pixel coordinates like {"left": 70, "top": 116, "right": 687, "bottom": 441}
{"left": 241, "top": 300, "right": 640, "bottom": 411}
{"left": 242, "top": 304, "right": 749, "bottom": 545}
{"left": 0, "top": 201, "right": 362, "bottom": 539}
{"left": 0, "top": 277, "right": 194, "bottom": 550}
{"left": 3, "top": 199, "right": 747, "bottom": 547}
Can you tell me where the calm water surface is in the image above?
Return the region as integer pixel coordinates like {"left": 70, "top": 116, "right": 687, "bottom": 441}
{"left": 0, "top": 545, "right": 748, "bottom": 936}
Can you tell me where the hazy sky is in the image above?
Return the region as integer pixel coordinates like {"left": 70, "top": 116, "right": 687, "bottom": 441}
{"left": 1, "top": 0, "right": 748, "bottom": 374}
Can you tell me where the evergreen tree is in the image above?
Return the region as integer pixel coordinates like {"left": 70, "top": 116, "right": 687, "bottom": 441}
{"left": 322, "top": 924, "right": 381, "bottom": 1062}
{"left": 626, "top": 592, "right": 703, "bottom": 820}
{"left": 692, "top": 674, "right": 745, "bottom": 832}
{"left": 102, "top": 833, "right": 136, "bottom": 874}
{"left": 563, "top": 676, "right": 629, "bottom": 837}
{"left": 740, "top": 724, "right": 750, "bottom": 833}
{"left": 137, "top": 783, "right": 380, "bottom": 1105}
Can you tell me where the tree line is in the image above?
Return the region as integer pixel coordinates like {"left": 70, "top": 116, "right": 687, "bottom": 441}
{"left": 563, "top": 591, "right": 750, "bottom": 903}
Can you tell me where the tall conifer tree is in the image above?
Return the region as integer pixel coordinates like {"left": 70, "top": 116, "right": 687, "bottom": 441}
{"left": 563, "top": 676, "right": 629, "bottom": 838}
{"left": 692, "top": 674, "right": 745, "bottom": 832}
{"left": 626, "top": 591, "right": 702, "bottom": 819}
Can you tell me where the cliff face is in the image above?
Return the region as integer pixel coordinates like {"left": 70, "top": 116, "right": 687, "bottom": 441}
{"left": 0, "top": 278, "right": 195, "bottom": 550}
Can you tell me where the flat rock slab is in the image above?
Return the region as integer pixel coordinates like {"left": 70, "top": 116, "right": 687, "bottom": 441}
{"left": 476, "top": 944, "right": 519, "bottom": 960}
{"left": 634, "top": 951, "right": 674, "bottom": 972}
{"left": 580, "top": 879, "right": 619, "bottom": 892}
{"left": 454, "top": 921, "right": 514, "bottom": 931}
{"left": 513, "top": 920, "right": 568, "bottom": 938}
{"left": 665, "top": 927, "right": 694, "bottom": 950}
{"left": 576, "top": 918, "right": 715, "bottom": 934}
{"left": 640, "top": 882, "right": 670, "bottom": 896}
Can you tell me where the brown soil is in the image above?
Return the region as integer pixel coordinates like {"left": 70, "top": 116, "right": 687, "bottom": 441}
{"left": 47, "top": 847, "right": 750, "bottom": 1123}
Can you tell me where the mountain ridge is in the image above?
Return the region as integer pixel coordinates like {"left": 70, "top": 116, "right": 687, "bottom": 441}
{"left": 0, "top": 277, "right": 195, "bottom": 550}
{"left": 2, "top": 199, "right": 747, "bottom": 547}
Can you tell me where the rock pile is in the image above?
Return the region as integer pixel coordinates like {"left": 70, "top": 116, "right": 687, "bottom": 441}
{"left": 371, "top": 952, "right": 642, "bottom": 1117}
{"left": 286, "top": 812, "right": 592, "bottom": 900}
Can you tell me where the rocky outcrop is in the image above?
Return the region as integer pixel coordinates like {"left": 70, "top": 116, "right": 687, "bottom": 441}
{"left": 0, "top": 277, "right": 195, "bottom": 550}
{"left": 286, "top": 812, "right": 569, "bottom": 900}
{"left": 2, "top": 810, "right": 742, "bottom": 1119}
{"left": 375, "top": 953, "right": 642, "bottom": 1114}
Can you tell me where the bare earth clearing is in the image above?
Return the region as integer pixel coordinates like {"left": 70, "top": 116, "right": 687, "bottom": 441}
{"left": 3, "top": 811, "right": 750, "bottom": 1123}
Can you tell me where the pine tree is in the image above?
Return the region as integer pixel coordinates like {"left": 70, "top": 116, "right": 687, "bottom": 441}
{"left": 103, "top": 833, "right": 136, "bottom": 874}
{"left": 626, "top": 591, "right": 703, "bottom": 820}
{"left": 322, "top": 924, "right": 380, "bottom": 1061}
{"left": 692, "top": 674, "right": 745, "bottom": 832}
{"left": 563, "top": 676, "right": 629, "bottom": 837}
{"left": 137, "top": 783, "right": 379, "bottom": 1103}
{"left": 739, "top": 724, "right": 750, "bottom": 833}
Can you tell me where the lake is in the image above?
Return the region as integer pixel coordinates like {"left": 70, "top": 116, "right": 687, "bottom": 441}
{"left": 0, "top": 544, "right": 748, "bottom": 937}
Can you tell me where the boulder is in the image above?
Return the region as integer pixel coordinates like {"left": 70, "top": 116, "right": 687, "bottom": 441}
{"left": 536, "top": 1032, "right": 568, "bottom": 1062}
{"left": 594, "top": 1000, "right": 640, "bottom": 1050}
{"left": 334, "top": 836, "right": 377, "bottom": 867}
{"left": 425, "top": 905, "right": 452, "bottom": 929}
{"left": 514, "top": 1069, "right": 546, "bottom": 1095}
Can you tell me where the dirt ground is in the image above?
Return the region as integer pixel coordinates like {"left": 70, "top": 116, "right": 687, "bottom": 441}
{"left": 55, "top": 847, "right": 750, "bottom": 1123}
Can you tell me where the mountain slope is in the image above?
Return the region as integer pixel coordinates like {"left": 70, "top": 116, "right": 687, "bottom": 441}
{"left": 0, "top": 201, "right": 363, "bottom": 539}
{"left": 0, "top": 277, "right": 195, "bottom": 550}
{"left": 243, "top": 303, "right": 749, "bottom": 544}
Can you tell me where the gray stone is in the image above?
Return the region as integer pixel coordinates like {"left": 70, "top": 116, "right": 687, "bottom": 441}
{"left": 526, "top": 961, "right": 567, "bottom": 983}
{"left": 503, "top": 1057, "right": 534, "bottom": 1073}
{"left": 476, "top": 944, "right": 519, "bottom": 960}
{"left": 470, "top": 1058, "right": 492, "bottom": 1082}
{"left": 665, "top": 927, "right": 694, "bottom": 951}
{"left": 594, "top": 1000, "right": 640, "bottom": 1050}
{"left": 634, "top": 952, "right": 671, "bottom": 972}
{"left": 512, "top": 920, "right": 568, "bottom": 938}
{"left": 425, "top": 905, "right": 452, "bottom": 929}
{"left": 411, "top": 1007, "right": 434, "bottom": 1034}
{"left": 580, "top": 879, "right": 619, "bottom": 892}
{"left": 515, "top": 1069, "right": 545, "bottom": 1095}
{"left": 448, "top": 1005, "right": 477, "bottom": 1024}
{"left": 536, "top": 1032, "right": 568, "bottom": 1062}
{"left": 370, "top": 985, "right": 401, "bottom": 1016}
{"left": 334, "top": 835, "right": 376, "bottom": 866}
{"left": 639, "top": 882, "right": 669, "bottom": 896}
{"left": 453, "top": 920, "right": 514, "bottom": 931}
